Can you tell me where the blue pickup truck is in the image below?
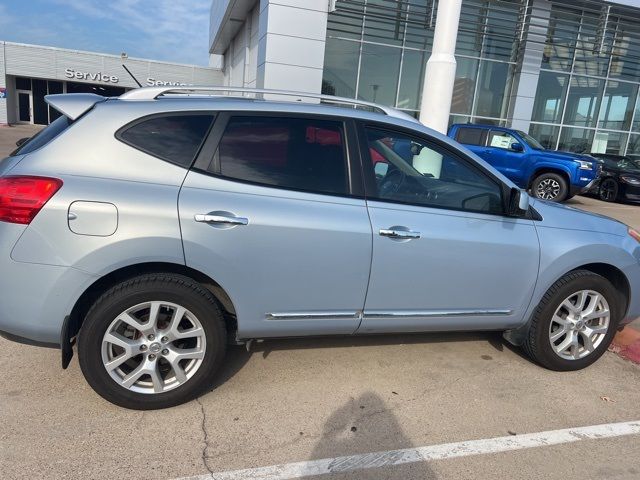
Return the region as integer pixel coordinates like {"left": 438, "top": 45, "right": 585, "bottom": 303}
{"left": 448, "top": 124, "right": 600, "bottom": 202}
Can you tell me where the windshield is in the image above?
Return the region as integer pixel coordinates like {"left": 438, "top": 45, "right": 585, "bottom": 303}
{"left": 516, "top": 130, "right": 545, "bottom": 150}
{"left": 618, "top": 158, "right": 640, "bottom": 170}
{"left": 10, "top": 115, "right": 72, "bottom": 156}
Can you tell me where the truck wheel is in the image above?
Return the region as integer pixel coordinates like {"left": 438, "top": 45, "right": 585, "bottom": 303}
{"left": 531, "top": 173, "right": 568, "bottom": 202}
{"left": 78, "top": 273, "right": 227, "bottom": 410}
{"left": 598, "top": 178, "right": 619, "bottom": 203}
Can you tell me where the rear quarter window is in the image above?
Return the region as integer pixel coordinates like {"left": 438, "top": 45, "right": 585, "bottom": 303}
{"left": 10, "top": 115, "right": 72, "bottom": 156}
{"left": 455, "top": 127, "right": 487, "bottom": 146}
{"left": 117, "top": 114, "right": 214, "bottom": 167}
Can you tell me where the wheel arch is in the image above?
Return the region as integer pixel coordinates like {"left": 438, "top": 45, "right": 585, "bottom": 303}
{"left": 65, "top": 262, "right": 238, "bottom": 360}
{"left": 504, "top": 261, "right": 630, "bottom": 346}
{"left": 528, "top": 166, "right": 571, "bottom": 190}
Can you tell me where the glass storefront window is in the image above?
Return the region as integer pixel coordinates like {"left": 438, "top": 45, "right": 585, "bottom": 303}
{"left": 404, "top": 0, "right": 434, "bottom": 50}
{"left": 572, "top": 12, "right": 611, "bottom": 78}
{"left": 532, "top": 71, "right": 569, "bottom": 123}
{"left": 563, "top": 76, "right": 604, "bottom": 128}
{"left": 363, "top": 0, "right": 406, "bottom": 46}
{"left": 632, "top": 93, "right": 640, "bottom": 132}
{"left": 482, "top": 1, "right": 520, "bottom": 61}
{"left": 627, "top": 134, "right": 640, "bottom": 156}
{"left": 557, "top": 127, "right": 594, "bottom": 153}
{"left": 591, "top": 131, "right": 628, "bottom": 155}
{"left": 529, "top": 123, "right": 560, "bottom": 150}
{"left": 327, "top": 1, "right": 364, "bottom": 39}
{"left": 322, "top": 38, "right": 360, "bottom": 98}
{"left": 598, "top": 81, "right": 638, "bottom": 131}
{"left": 610, "top": 22, "right": 640, "bottom": 81}
{"left": 456, "top": 2, "right": 484, "bottom": 58}
{"left": 474, "top": 60, "right": 511, "bottom": 119}
{"left": 397, "top": 49, "right": 427, "bottom": 111}
{"left": 542, "top": 6, "right": 577, "bottom": 72}
{"left": 451, "top": 56, "right": 479, "bottom": 115}
{"left": 357, "top": 42, "right": 402, "bottom": 105}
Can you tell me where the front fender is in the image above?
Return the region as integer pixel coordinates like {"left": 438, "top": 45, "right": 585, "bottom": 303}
{"left": 505, "top": 227, "right": 640, "bottom": 345}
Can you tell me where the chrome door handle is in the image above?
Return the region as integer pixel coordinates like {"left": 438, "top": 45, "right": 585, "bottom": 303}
{"left": 194, "top": 214, "right": 249, "bottom": 226}
{"left": 379, "top": 229, "right": 421, "bottom": 239}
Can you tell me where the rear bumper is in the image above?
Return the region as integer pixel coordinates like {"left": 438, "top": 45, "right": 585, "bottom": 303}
{"left": 0, "top": 256, "right": 95, "bottom": 347}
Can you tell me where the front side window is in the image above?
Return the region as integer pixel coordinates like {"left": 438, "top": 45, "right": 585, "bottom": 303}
{"left": 213, "top": 116, "right": 348, "bottom": 196}
{"left": 365, "top": 128, "right": 503, "bottom": 215}
{"left": 118, "top": 114, "right": 214, "bottom": 167}
{"left": 488, "top": 130, "right": 519, "bottom": 150}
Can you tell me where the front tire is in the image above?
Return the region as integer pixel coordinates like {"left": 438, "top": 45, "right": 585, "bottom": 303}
{"left": 523, "top": 270, "right": 620, "bottom": 371}
{"left": 599, "top": 178, "right": 619, "bottom": 203}
{"left": 78, "top": 274, "right": 226, "bottom": 410}
{"left": 531, "top": 173, "right": 569, "bottom": 202}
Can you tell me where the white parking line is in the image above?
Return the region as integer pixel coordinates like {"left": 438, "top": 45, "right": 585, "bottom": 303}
{"left": 178, "top": 420, "right": 640, "bottom": 480}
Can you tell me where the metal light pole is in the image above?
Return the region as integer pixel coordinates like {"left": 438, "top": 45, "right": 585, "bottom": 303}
{"left": 419, "top": 0, "right": 463, "bottom": 133}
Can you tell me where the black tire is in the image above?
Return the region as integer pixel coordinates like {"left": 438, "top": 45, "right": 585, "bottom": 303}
{"left": 522, "top": 270, "right": 621, "bottom": 371}
{"left": 78, "top": 273, "right": 226, "bottom": 410}
{"left": 531, "top": 172, "right": 569, "bottom": 202}
{"left": 598, "top": 178, "right": 619, "bottom": 203}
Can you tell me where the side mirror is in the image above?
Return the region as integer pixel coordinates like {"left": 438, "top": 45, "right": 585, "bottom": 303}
{"left": 15, "top": 137, "right": 30, "bottom": 147}
{"left": 508, "top": 188, "right": 529, "bottom": 217}
{"left": 511, "top": 142, "right": 524, "bottom": 152}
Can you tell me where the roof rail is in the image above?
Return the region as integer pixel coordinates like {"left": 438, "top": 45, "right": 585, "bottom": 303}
{"left": 119, "top": 86, "right": 420, "bottom": 123}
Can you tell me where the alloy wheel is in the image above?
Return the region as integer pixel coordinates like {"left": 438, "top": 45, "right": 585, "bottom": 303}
{"left": 536, "top": 178, "right": 561, "bottom": 200}
{"left": 101, "top": 301, "right": 206, "bottom": 394}
{"left": 599, "top": 179, "right": 617, "bottom": 202}
{"left": 548, "top": 290, "right": 610, "bottom": 360}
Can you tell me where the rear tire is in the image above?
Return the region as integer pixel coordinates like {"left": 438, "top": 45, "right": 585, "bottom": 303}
{"left": 523, "top": 270, "right": 620, "bottom": 371}
{"left": 531, "top": 173, "right": 569, "bottom": 202}
{"left": 78, "top": 273, "right": 226, "bottom": 410}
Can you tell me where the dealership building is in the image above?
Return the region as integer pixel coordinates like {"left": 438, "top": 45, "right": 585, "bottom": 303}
{"left": 210, "top": 0, "right": 640, "bottom": 156}
{"left": 0, "top": 41, "right": 223, "bottom": 125}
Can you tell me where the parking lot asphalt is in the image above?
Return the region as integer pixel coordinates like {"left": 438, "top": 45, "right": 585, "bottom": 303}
{"left": 1, "top": 124, "right": 639, "bottom": 480}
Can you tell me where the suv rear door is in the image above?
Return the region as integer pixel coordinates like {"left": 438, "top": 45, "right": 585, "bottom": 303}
{"left": 178, "top": 113, "right": 372, "bottom": 338}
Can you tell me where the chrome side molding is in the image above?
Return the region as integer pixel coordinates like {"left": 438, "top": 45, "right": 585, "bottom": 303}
{"left": 265, "top": 310, "right": 513, "bottom": 321}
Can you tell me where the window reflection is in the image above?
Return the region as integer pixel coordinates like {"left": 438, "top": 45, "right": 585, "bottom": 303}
{"left": 591, "top": 131, "right": 628, "bottom": 155}
{"left": 475, "top": 60, "right": 511, "bottom": 119}
{"left": 532, "top": 72, "right": 569, "bottom": 123}
{"left": 322, "top": 38, "right": 360, "bottom": 98}
{"left": 357, "top": 43, "right": 402, "bottom": 105}
{"left": 558, "top": 127, "right": 595, "bottom": 153}
{"left": 451, "top": 57, "right": 479, "bottom": 115}
{"left": 398, "top": 49, "right": 427, "bottom": 111}
{"left": 598, "top": 81, "right": 638, "bottom": 131}
{"left": 563, "top": 76, "right": 604, "bottom": 128}
{"left": 529, "top": 124, "right": 560, "bottom": 150}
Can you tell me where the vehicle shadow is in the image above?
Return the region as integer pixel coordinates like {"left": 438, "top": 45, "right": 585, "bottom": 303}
{"left": 251, "top": 331, "right": 508, "bottom": 359}
{"left": 205, "top": 331, "right": 513, "bottom": 394}
{"left": 308, "top": 391, "right": 438, "bottom": 479}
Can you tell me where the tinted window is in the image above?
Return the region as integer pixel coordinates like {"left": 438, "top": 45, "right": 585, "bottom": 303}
{"left": 456, "top": 127, "right": 487, "bottom": 146}
{"left": 10, "top": 115, "right": 72, "bottom": 156}
{"left": 214, "top": 116, "right": 348, "bottom": 196}
{"left": 366, "top": 128, "right": 503, "bottom": 215}
{"left": 119, "top": 114, "right": 214, "bottom": 167}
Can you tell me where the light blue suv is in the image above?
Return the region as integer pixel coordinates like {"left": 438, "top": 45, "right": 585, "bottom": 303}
{"left": 1, "top": 86, "right": 639, "bottom": 410}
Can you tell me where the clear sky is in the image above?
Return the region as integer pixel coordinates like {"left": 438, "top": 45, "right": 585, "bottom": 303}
{"left": 0, "top": 0, "right": 212, "bottom": 66}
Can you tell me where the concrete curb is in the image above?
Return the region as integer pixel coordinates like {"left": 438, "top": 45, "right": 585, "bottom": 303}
{"left": 610, "top": 327, "right": 640, "bottom": 364}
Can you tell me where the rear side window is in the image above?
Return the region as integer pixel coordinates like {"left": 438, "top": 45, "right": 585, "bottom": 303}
{"left": 455, "top": 127, "right": 487, "bottom": 146}
{"left": 211, "top": 116, "right": 348, "bottom": 196}
{"left": 10, "top": 115, "right": 72, "bottom": 156}
{"left": 118, "top": 114, "right": 214, "bottom": 167}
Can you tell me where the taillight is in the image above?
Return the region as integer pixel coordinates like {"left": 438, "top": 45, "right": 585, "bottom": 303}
{"left": 0, "top": 176, "right": 63, "bottom": 224}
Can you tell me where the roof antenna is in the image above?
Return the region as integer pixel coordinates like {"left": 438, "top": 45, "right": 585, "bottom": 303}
{"left": 122, "top": 64, "right": 142, "bottom": 88}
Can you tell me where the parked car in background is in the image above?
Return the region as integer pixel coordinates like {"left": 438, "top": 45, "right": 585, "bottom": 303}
{"left": 1, "top": 87, "right": 639, "bottom": 410}
{"left": 448, "top": 124, "right": 601, "bottom": 202}
{"left": 589, "top": 153, "right": 640, "bottom": 203}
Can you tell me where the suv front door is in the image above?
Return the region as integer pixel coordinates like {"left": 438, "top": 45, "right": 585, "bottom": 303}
{"left": 485, "top": 129, "right": 528, "bottom": 184}
{"left": 357, "top": 124, "right": 540, "bottom": 333}
{"left": 179, "top": 113, "right": 372, "bottom": 338}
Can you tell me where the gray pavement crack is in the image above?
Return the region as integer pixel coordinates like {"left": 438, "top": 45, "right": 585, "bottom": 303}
{"left": 196, "top": 397, "right": 216, "bottom": 479}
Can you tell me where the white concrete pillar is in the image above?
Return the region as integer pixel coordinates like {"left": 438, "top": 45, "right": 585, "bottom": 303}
{"left": 419, "top": 0, "right": 463, "bottom": 133}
